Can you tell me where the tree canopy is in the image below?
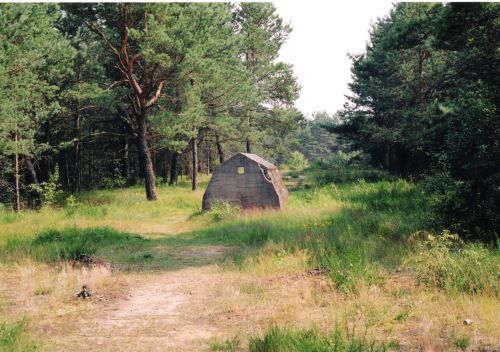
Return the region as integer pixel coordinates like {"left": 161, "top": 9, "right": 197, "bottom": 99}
{"left": 0, "top": 3, "right": 303, "bottom": 206}
{"left": 334, "top": 3, "right": 499, "bottom": 239}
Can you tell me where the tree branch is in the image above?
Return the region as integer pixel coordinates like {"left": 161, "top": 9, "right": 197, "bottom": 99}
{"left": 146, "top": 81, "right": 165, "bottom": 108}
{"left": 107, "top": 79, "right": 129, "bottom": 90}
{"left": 85, "top": 21, "right": 128, "bottom": 75}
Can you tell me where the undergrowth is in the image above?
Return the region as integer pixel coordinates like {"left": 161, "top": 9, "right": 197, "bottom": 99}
{"left": 248, "top": 326, "right": 388, "bottom": 352}
{"left": 405, "top": 230, "right": 499, "bottom": 296}
{"left": 207, "top": 201, "right": 240, "bottom": 222}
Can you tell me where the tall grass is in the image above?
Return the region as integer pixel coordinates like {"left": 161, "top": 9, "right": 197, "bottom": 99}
{"left": 1, "top": 227, "right": 149, "bottom": 264}
{"left": 1, "top": 169, "right": 497, "bottom": 294}
{"left": 307, "top": 180, "right": 431, "bottom": 291}
{"left": 194, "top": 180, "right": 431, "bottom": 292}
{"left": 405, "top": 231, "right": 500, "bottom": 296}
{"left": 249, "top": 326, "right": 388, "bottom": 352}
{"left": 0, "top": 319, "right": 36, "bottom": 352}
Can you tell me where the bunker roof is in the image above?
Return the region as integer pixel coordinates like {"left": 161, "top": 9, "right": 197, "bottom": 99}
{"left": 239, "top": 153, "right": 276, "bottom": 170}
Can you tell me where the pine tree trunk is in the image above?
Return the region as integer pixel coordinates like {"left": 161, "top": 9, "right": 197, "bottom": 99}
{"left": 191, "top": 137, "right": 198, "bottom": 191}
{"left": 246, "top": 138, "right": 252, "bottom": 153}
{"left": 121, "top": 132, "right": 129, "bottom": 180}
{"left": 137, "top": 114, "right": 157, "bottom": 201}
{"left": 25, "top": 157, "right": 38, "bottom": 185}
{"left": 25, "top": 157, "right": 41, "bottom": 207}
{"left": 207, "top": 149, "right": 211, "bottom": 175}
{"left": 205, "top": 131, "right": 210, "bottom": 174}
{"left": 65, "top": 150, "right": 70, "bottom": 190}
{"left": 169, "top": 152, "right": 178, "bottom": 185}
{"left": 163, "top": 152, "right": 169, "bottom": 184}
{"left": 73, "top": 102, "right": 80, "bottom": 193}
{"left": 215, "top": 133, "right": 225, "bottom": 163}
{"left": 14, "top": 132, "right": 20, "bottom": 212}
{"left": 136, "top": 137, "right": 146, "bottom": 179}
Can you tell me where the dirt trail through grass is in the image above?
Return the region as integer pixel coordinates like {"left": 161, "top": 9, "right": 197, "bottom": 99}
{"left": 2, "top": 183, "right": 499, "bottom": 351}
{"left": 73, "top": 267, "right": 224, "bottom": 352}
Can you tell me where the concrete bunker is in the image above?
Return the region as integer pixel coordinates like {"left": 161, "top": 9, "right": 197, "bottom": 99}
{"left": 202, "top": 153, "right": 288, "bottom": 210}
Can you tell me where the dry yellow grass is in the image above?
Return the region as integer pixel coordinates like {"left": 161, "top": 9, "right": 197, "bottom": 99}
{"left": 1, "top": 253, "right": 498, "bottom": 351}
{"left": 1, "top": 180, "right": 498, "bottom": 351}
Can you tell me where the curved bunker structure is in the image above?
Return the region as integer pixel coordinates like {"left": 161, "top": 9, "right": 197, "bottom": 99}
{"left": 202, "top": 153, "right": 288, "bottom": 210}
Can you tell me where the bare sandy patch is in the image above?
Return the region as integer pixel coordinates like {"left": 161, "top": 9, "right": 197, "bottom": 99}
{"left": 1, "top": 256, "right": 499, "bottom": 351}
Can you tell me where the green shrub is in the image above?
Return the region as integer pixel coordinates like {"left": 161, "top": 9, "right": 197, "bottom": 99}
{"left": 288, "top": 151, "right": 309, "bottom": 171}
{"left": 30, "top": 164, "right": 62, "bottom": 207}
{"left": 288, "top": 171, "right": 300, "bottom": 179}
{"left": 64, "top": 195, "right": 78, "bottom": 217}
{"left": 249, "top": 326, "right": 388, "bottom": 352}
{"left": 0, "top": 319, "right": 37, "bottom": 352}
{"left": 207, "top": 201, "right": 240, "bottom": 222}
{"left": 453, "top": 336, "right": 470, "bottom": 351}
{"left": 405, "top": 230, "right": 500, "bottom": 296}
{"left": 312, "top": 153, "right": 390, "bottom": 185}
{"left": 101, "top": 163, "right": 127, "bottom": 189}
{"left": 421, "top": 172, "right": 500, "bottom": 241}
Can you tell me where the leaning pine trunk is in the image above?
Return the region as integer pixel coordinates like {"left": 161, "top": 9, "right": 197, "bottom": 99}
{"left": 191, "top": 137, "right": 198, "bottom": 191}
{"left": 137, "top": 114, "right": 157, "bottom": 201}
{"left": 215, "top": 133, "right": 225, "bottom": 164}
{"left": 25, "top": 157, "right": 42, "bottom": 207}
{"left": 25, "top": 157, "right": 38, "bottom": 185}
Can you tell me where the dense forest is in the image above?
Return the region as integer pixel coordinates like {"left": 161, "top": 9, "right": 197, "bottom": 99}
{"left": 334, "top": 3, "right": 499, "bottom": 240}
{"left": 0, "top": 3, "right": 308, "bottom": 202}
{"left": 0, "top": 2, "right": 498, "bottom": 240}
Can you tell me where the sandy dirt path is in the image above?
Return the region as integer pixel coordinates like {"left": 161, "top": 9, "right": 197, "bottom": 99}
{"left": 66, "top": 266, "right": 229, "bottom": 352}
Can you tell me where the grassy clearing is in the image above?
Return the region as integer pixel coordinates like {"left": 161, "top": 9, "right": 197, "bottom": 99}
{"left": 0, "top": 176, "right": 211, "bottom": 245}
{"left": 0, "top": 174, "right": 344, "bottom": 272}
{"left": 1, "top": 171, "right": 497, "bottom": 290}
{"left": 0, "top": 167, "right": 499, "bottom": 350}
{"left": 190, "top": 179, "right": 432, "bottom": 292}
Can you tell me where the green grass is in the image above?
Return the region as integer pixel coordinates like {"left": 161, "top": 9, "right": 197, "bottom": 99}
{"left": 0, "top": 177, "right": 211, "bottom": 247}
{"left": 2, "top": 227, "right": 149, "bottom": 263}
{"left": 209, "top": 336, "right": 241, "bottom": 351}
{"left": 0, "top": 319, "right": 37, "bottom": 352}
{"left": 1, "top": 170, "right": 498, "bottom": 293}
{"left": 453, "top": 335, "right": 470, "bottom": 351}
{"left": 248, "top": 326, "right": 388, "bottom": 352}
{"left": 189, "top": 180, "right": 431, "bottom": 292}
{"left": 405, "top": 231, "right": 500, "bottom": 296}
